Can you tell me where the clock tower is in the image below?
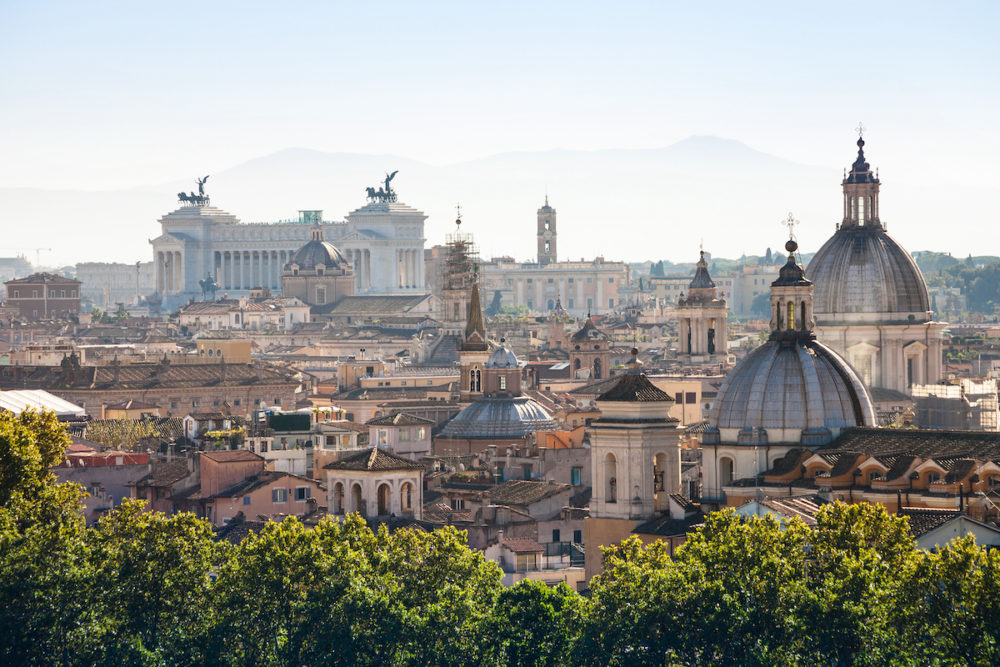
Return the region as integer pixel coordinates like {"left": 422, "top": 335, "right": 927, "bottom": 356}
{"left": 537, "top": 196, "right": 557, "bottom": 266}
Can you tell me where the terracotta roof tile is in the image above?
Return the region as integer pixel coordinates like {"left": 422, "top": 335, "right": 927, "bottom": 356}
{"left": 323, "top": 447, "right": 425, "bottom": 471}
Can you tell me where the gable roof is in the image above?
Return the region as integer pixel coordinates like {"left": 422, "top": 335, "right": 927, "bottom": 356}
{"left": 597, "top": 373, "right": 674, "bottom": 402}
{"left": 487, "top": 480, "right": 572, "bottom": 506}
{"left": 323, "top": 447, "right": 425, "bottom": 471}
{"left": 202, "top": 450, "right": 263, "bottom": 463}
{"left": 366, "top": 412, "right": 435, "bottom": 427}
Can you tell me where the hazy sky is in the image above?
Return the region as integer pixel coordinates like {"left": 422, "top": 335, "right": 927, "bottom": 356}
{"left": 1, "top": 1, "right": 998, "bottom": 259}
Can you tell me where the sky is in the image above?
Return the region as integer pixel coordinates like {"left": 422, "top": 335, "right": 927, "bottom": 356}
{"left": 1, "top": 1, "right": 998, "bottom": 261}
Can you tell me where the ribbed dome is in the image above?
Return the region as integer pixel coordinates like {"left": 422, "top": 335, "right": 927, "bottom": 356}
{"left": 486, "top": 345, "right": 519, "bottom": 368}
{"left": 439, "top": 396, "right": 558, "bottom": 439}
{"left": 709, "top": 337, "right": 875, "bottom": 442}
{"left": 289, "top": 227, "right": 348, "bottom": 271}
{"left": 806, "top": 227, "right": 930, "bottom": 320}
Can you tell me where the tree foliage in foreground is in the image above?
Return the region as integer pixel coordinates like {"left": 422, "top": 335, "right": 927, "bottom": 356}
{"left": 4, "top": 412, "right": 1000, "bottom": 665}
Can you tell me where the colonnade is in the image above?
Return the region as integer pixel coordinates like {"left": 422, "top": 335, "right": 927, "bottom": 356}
{"left": 396, "top": 248, "right": 421, "bottom": 289}
{"left": 214, "top": 250, "right": 291, "bottom": 291}
{"left": 343, "top": 249, "right": 372, "bottom": 293}
{"left": 155, "top": 251, "right": 183, "bottom": 294}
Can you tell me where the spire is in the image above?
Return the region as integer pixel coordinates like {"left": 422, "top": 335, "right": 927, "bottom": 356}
{"left": 689, "top": 249, "right": 716, "bottom": 289}
{"left": 463, "top": 267, "right": 487, "bottom": 351}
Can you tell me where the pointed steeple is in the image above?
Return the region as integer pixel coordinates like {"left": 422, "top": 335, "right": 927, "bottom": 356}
{"left": 689, "top": 250, "right": 716, "bottom": 290}
{"left": 462, "top": 268, "right": 488, "bottom": 351}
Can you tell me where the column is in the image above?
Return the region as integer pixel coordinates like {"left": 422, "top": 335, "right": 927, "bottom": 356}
{"left": 155, "top": 252, "right": 163, "bottom": 293}
{"left": 365, "top": 250, "right": 371, "bottom": 292}
{"left": 175, "top": 251, "right": 183, "bottom": 294}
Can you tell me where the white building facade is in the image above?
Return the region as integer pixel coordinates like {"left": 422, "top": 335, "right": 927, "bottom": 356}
{"left": 151, "top": 195, "right": 426, "bottom": 308}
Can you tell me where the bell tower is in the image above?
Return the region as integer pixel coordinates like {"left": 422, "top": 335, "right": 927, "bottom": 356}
{"left": 458, "top": 276, "right": 490, "bottom": 402}
{"left": 841, "top": 129, "right": 881, "bottom": 229}
{"left": 537, "top": 196, "right": 557, "bottom": 265}
{"left": 677, "top": 249, "right": 728, "bottom": 364}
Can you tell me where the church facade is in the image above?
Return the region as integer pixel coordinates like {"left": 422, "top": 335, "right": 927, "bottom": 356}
{"left": 150, "top": 184, "right": 426, "bottom": 308}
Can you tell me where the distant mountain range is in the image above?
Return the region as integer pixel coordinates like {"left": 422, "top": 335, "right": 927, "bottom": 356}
{"left": 1, "top": 136, "right": 994, "bottom": 266}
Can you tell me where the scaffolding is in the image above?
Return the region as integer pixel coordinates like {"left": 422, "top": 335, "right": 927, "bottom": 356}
{"left": 912, "top": 379, "right": 1000, "bottom": 431}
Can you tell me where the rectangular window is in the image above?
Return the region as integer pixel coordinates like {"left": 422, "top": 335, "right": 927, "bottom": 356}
{"left": 12, "top": 291, "right": 17, "bottom": 298}
{"left": 547, "top": 278, "right": 554, "bottom": 283}
{"left": 523, "top": 464, "right": 532, "bottom": 480}
{"left": 552, "top": 529, "right": 561, "bottom": 543}
{"left": 586, "top": 278, "right": 592, "bottom": 284}
{"left": 568, "top": 278, "right": 574, "bottom": 283}
{"left": 573, "top": 529, "right": 583, "bottom": 544}
{"left": 272, "top": 488, "right": 287, "bottom": 503}
{"left": 686, "top": 392, "right": 697, "bottom": 404}
{"left": 295, "top": 487, "right": 311, "bottom": 502}
{"left": 243, "top": 496, "right": 251, "bottom": 506}
{"left": 568, "top": 298, "right": 575, "bottom": 309}
{"left": 571, "top": 468, "right": 581, "bottom": 486}
{"left": 60, "top": 290, "right": 65, "bottom": 298}
{"left": 49, "top": 290, "right": 55, "bottom": 297}
{"left": 71, "top": 290, "right": 76, "bottom": 297}
{"left": 609, "top": 278, "right": 614, "bottom": 283}
{"left": 675, "top": 392, "right": 683, "bottom": 404}
{"left": 609, "top": 299, "right": 614, "bottom": 309}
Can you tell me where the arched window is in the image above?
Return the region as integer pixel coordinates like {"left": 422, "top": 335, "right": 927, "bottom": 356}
{"left": 593, "top": 358, "right": 602, "bottom": 379}
{"left": 775, "top": 301, "right": 783, "bottom": 329}
{"left": 499, "top": 375, "right": 507, "bottom": 391}
{"left": 377, "top": 483, "right": 392, "bottom": 516}
{"left": 401, "top": 482, "right": 414, "bottom": 514}
{"left": 719, "top": 457, "right": 735, "bottom": 487}
{"left": 333, "top": 482, "right": 345, "bottom": 515}
{"left": 605, "top": 453, "right": 617, "bottom": 503}
{"left": 548, "top": 299, "right": 555, "bottom": 310}
{"left": 787, "top": 302, "right": 795, "bottom": 330}
{"left": 351, "top": 483, "right": 364, "bottom": 516}
{"left": 800, "top": 302, "right": 806, "bottom": 331}
{"left": 574, "top": 358, "right": 581, "bottom": 370}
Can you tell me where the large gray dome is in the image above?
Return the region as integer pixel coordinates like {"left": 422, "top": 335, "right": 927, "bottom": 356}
{"left": 289, "top": 239, "right": 348, "bottom": 271}
{"left": 439, "top": 396, "right": 558, "bottom": 439}
{"left": 806, "top": 226, "right": 930, "bottom": 321}
{"left": 709, "top": 337, "right": 875, "bottom": 443}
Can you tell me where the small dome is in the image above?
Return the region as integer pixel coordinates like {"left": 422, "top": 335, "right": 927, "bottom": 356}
{"left": 806, "top": 227, "right": 930, "bottom": 319}
{"left": 486, "top": 340, "right": 519, "bottom": 368}
{"left": 708, "top": 337, "right": 875, "bottom": 444}
{"left": 288, "top": 227, "right": 348, "bottom": 271}
{"left": 439, "top": 396, "right": 558, "bottom": 439}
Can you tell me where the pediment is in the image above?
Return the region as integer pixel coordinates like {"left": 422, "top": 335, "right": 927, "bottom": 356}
{"left": 149, "top": 233, "right": 185, "bottom": 247}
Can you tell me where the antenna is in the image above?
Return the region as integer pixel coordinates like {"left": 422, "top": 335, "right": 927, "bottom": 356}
{"left": 855, "top": 121, "right": 866, "bottom": 138}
